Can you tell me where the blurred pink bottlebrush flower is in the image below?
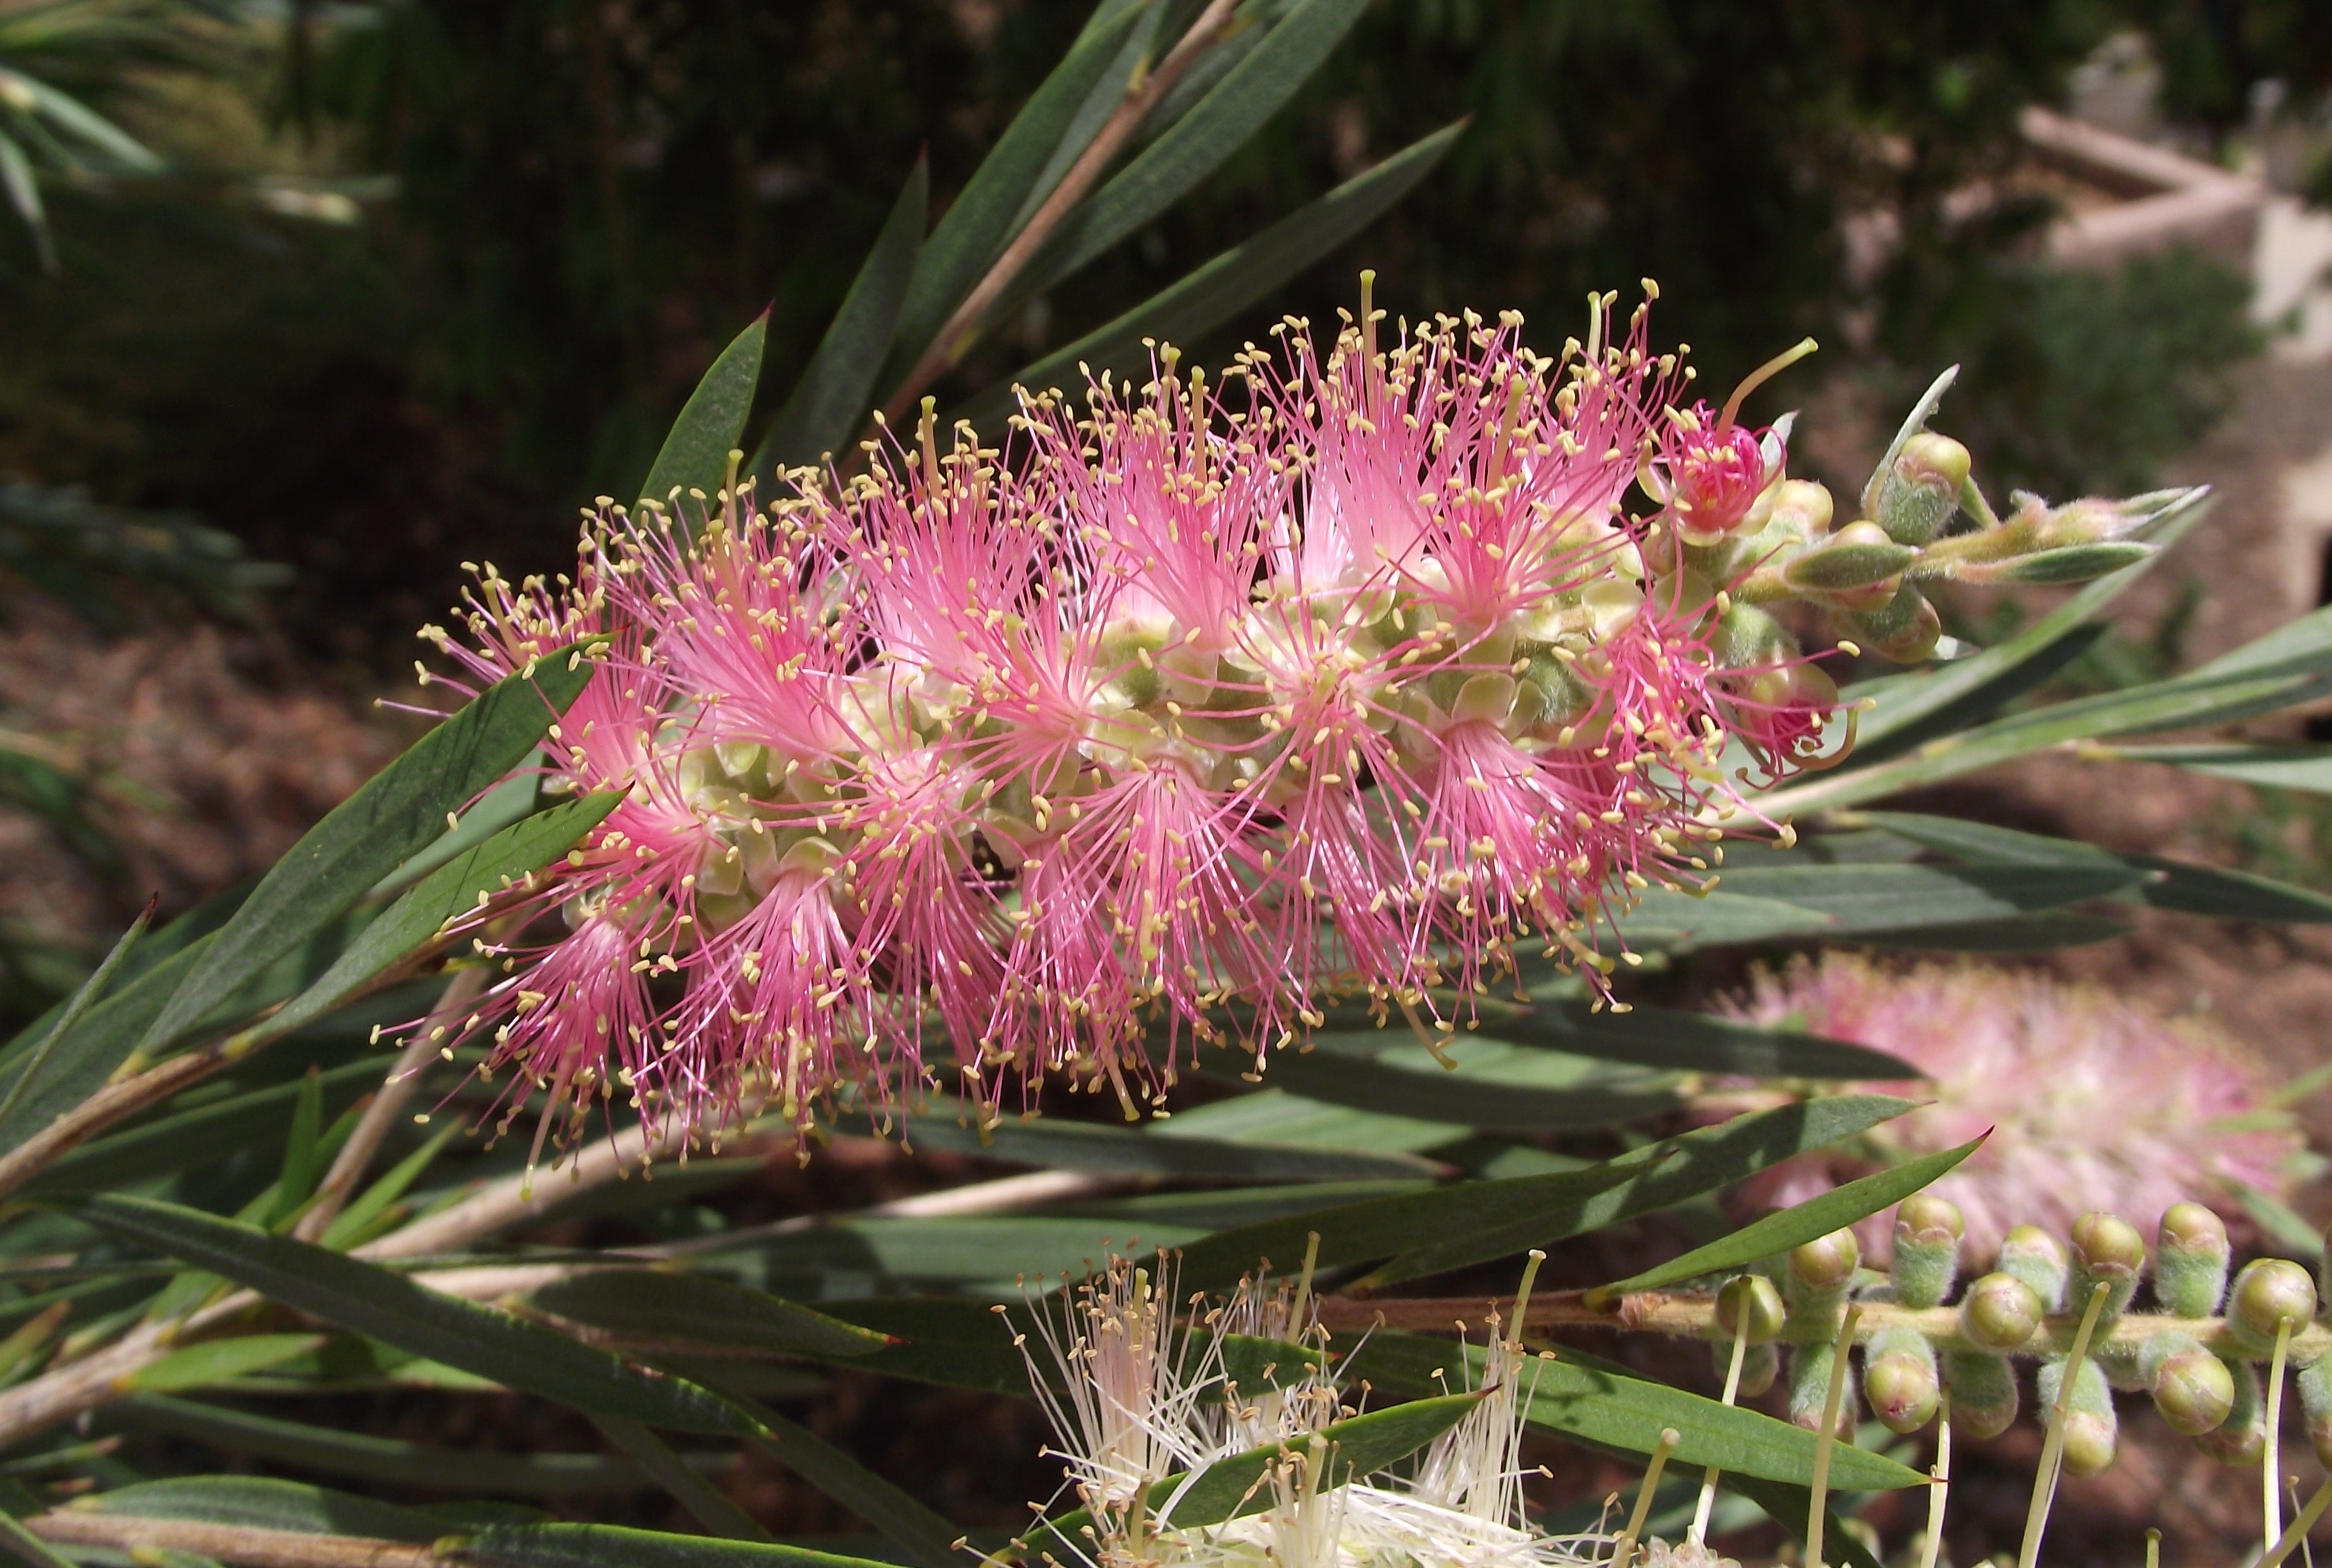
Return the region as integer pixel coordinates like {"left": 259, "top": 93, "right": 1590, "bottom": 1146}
{"left": 417, "top": 294, "right": 1843, "bottom": 1164}
{"left": 1719, "top": 953, "right": 2306, "bottom": 1262}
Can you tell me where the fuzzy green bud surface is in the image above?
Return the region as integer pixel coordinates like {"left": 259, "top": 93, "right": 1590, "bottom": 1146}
{"left": 2154, "top": 1203, "right": 2230, "bottom": 1318}
{"left": 2228, "top": 1257, "right": 2318, "bottom": 1350}
{"left": 2038, "top": 1355, "right": 2118, "bottom": 1478}
{"left": 1873, "top": 433, "right": 1972, "bottom": 547}
{"left": 2069, "top": 1211, "right": 2145, "bottom": 1322}
{"left": 2298, "top": 1355, "right": 2332, "bottom": 1470}
{"left": 1960, "top": 1270, "right": 2046, "bottom": 1352}
{"left": 1842, "top": 580, "right": 1941, "bottom": 663}
{"left": 2140, "top": 1332, "right": 2233, "bottom": 1436}
{"left": 1787, "top": 1341, "right": 1856, "bottom": 1438}
{"left": 1943, "top": 1350, "right": 2018, "bottom": 1438}
{"left": 1890, "top": 1194, "right": 1964, "bottom": 1309}
{"left": 1999, "top": 1226, "right": 2069, "bottom": 1313}
{"left": 1788, "top": 1228, "right": 1860, "bottom": 1293}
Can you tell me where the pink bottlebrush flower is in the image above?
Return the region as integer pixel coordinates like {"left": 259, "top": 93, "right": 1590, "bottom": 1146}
{"left": 425, "top": 292, "right": 1842, "bottom": 1153}
{"left": 1719, "top": 954, "right": 2307, "bottom": 1262}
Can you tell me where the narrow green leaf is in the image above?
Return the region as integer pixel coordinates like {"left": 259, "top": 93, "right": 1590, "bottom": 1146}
{"left": 718, "top": 1216, "right": 1209, "bottom": 1293}
{"left": 813, "top": 1299, "right": 1032, "bottom": 1394}
{"left": 76, "top": 1476, "right": 448, "bottom": 1543}
{"left": 1975, "top": 542, "right": 2156, "bottom": 584}
{"left": 321, "top": 1122, "right": 463, "bottom": 1250}
{"left": 1362, "top": 1095, "right": 1920, "bottom": 1288}
{"left": 1218, "top": 1036, "right": 1679, "bottom": 1134}
{"left": 1584, "top": 1135, "right": 1986, "bottom": 1304}
{"left": 1011, "top": 0, "right": 1372, "bottom": 300}
{"left": 1722, "top": 1474, "right": 1886, "bottom": 1568}
{"left": 263, "top": 791, "right": 622, "bottom": 1044}
{"left": 1842, "top": 623, "right": 2110, "bottom": 768}
{"left": 2097, "top": 741, "right": 2332, "bottom": 795}
{"left": 61, "top": 1194, "right": 763, "bottom": 1436}
{"left": 0, "top": 904, "right": 149, "bottom": 1137}
{"left": 123, "top": 1334, "right": 327, "bottom": 1394}
{"left": 1609, "top": 888, "right": 1834, "bottom": 950}
{"left": 0, "top": 1510, "right": 77, "bottom": 1568}
{"left": 640, "top": 314, "right": 767, "bottom": 507}
{"left": 759, "top": 161, "right": 928, "bottom": 473}
{"left": 726, "top": 1390, "right": 959, "bottom": 1568}
{"left": 958, "top": 122, "right": 1462, "bottom": 425}
{"left": 887, "top": 1113, "right": 1447, "bottom": 1181}
{"left": 1030, "top": 1394, "right": 1483, "bottom": 1548}
{"left": 1349, "top": 1334, "right": 1922, "bottom": 1493}
{"left": 460, "top": 1524, "right": 900, "bottom": 1568}
{"left": 106, "top": 1396, "right": 716, "bottom": 1495}
{"left": 1475, "top": 1002, "right": 1913, "bottom": 1080}
{"left": 589, "top": 1415, "right": 773, "bottom": 1543}
{"left": 132, "top": 648, "right": 598, "bottom": 1067}
{"left": 276, "top": 1069, "right": 326, "bottom": 1219}
{"left": 1713, "top": 862, "right": 2139, "bottom": 927}
{"left": 1007, "top": 1, "right": 1162, "bottom": 236}
{"left": 528, "top": 1272, "right": 893, "bottom": 1360}
{"left": 1854, "top": 912, "right": 2130, "bottom": 950}
{"left": 1151, "top": 1086, "right": 1464, "bottom": 1154}
{"left": 885, "top": 7, "right": 1151, "bottom": 375}
{"left": 367, "top": 758, "right": 543, "bottom": 901}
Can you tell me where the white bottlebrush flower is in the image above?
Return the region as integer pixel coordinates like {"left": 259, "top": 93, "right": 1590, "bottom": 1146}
{"left": 1013, "top": 1254, "right": 1631, "bottom": 1568}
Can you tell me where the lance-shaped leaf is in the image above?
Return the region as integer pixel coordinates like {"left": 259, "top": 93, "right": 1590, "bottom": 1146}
{"left": 1711, "top": 861, "right": 2139, "bottom": 928}
{"left": 122, "top": 1334, "right": 328, "bottom": 1394}
{"left": 461, "top": 1523, "right": 904, "bottom": 1568}
{"left": 1347, "top": 1334, "right": 1922, "bottom": 1495}
{"left": 1028, "top": 1394, "right": 1483, "bottom": 1549}
{"left": 1006, "top": 0, "right": 1372, "bottom": 303}
{"left": 2096, "top": 741, "right": 2332, "bottom": 795}
{"left": 60, "top": 1194, "right": 763, "bottom": 1436}
{"left": 758, "top": 160, "right": 927, "bottom": 473}
{"left": 527, "top": 1271, "right": 894, "bottom": 1360}
{"left": 640, "top": 313, "right": 767, "bottom": 507}
{"left": 1216, "top": 1036, "right": 1680, "bottom": 1133}
{"left": 131, "top": 648, "right": 597, "bottom": 1065}
{"left": 882, "top": 1112, "right": 1447, "bottom": 1180}
{"left": 259, "top": 791, "right": 622, "bottom": 1044}
{"left": 1473, "top": 1002, "right": 1913, "bottom": 1080}
{"left": 1582, "top": 1135, "right": 1986, "bottom": 1306}
{"left": 883, "top": 5, "right": 1152, "bottom": 376}
{"left": 73, "top": 1475, "right": 449, "bottom": 1543}
{"left": 958, "top": 121, "right": 1462, "bottom": 424}
{"left": 1361, "top": 1095, "right": 1918, "bottom": 1288}
{"left": 1180, "top": 1097, "right": 1919, "bottom": 1291}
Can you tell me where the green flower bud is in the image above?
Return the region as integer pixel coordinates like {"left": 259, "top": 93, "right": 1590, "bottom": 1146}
{"left": 2297, "top": 1355, "right": 2332, "bottom": 1470}
{"left": 1840, "top": 580, "right": 1941, "bottom": 663}
{"left": 2228, "top": 1258, "right": 2318, "bottom": 1352}
{"left": 2321, "top": 1217, "right": 2332, "bottom": 1307}
{"left": 1863, "top": 1325, "right": 1941, "bottom": 1434}
{"left": 1873, "top": 433, "right": 1972, "bottom": 547}
{"left": 2196, "top": 1360, "right": 2265, "bottom": 1466}
{"left": 1787, "top": 1341, "right": 1857, "bottom": 1438}
{"left": 2038, "top": 1355, "right": 2117, "bottom": 1477}
{"left": 1716, "top": 1274, "right": 1787, "bottom": 1345}
{"left": 1789, "top": 1228, "right": 1861, "bottom": 1293}
{"left": 1954, "top": 542, "right": 2155, "bottom": 586}
{"left": 1890, "top": 1194, "right": 1964, "bottom": 1310}
{"left": 2141, "top": 1332, "right": 2233, "bottom": 1436}
{"left": 2155, "top": 1203, "right": 2230, "bottom": 1318}
{"left": 1999, "top": 1226, "right": 2069, "bottom": 1314}
{"left": 1736, "top": 1341, "right": 1780, "bottom": 1399}
{"left": 1770, "top": 479, "right": 1835, "bottom": 540}
{"left": 1781, "top": 522, "right": 1920, "bottom": 595}
{"left": 1943, "top": 1350, "right": 2019, "bottom": 1438}
{"left": 1707, "top": 600, "right": 1793, "bottom": 670}
{"left": 1960, "top": 1270, "right": 2046, "bottom": 1352}
{"left": 2069, "top": 1212, "right": 2145, "bottom": 1322}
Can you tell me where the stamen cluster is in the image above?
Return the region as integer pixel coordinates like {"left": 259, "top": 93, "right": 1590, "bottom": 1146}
{"left": 427, "top": 296, "right": 1842, "bottom": 1149}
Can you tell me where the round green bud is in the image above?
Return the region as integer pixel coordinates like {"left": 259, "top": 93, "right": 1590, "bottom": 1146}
{"left": 2156, "top": 1203, "right": 2231, "bottom": 1318}
{"left": 2148, "top": 1344, "right": 2234, "bottom": 1436}
{"left": 1897, "top": 1194, "right": 1966, "bottom": 1248}
{"left": 1863, "top": 1327, "right": 1940, "bottom": 1434}
{"left": 2038, "top": 1356, "right": 2117, "bottom": 1477}
{"left": 1716, "top": 1274, "right": 1787, "bottom": 1345}
{"left": 1771, "top": 479, "right": 1835, "bottom": 539}
{"left": 1789, "top": 1228, "right": 1861, "bottom": 1293}
{"left": 2196, "top": 1360, "right": 2265, "bottom": 1466}
{"left": 2229, "top": 1258, "right": 2318, "bottom": 1348}
{"left": 2070, "top": 1212, "right": 2145, "bottom": 1278}
{"left": 1874, "top": 433, "right": 1972, "bottom": 547}
{"left": 1960, "top": 1270, "right": 2046, "bottom": 1352}
{"left": 1787, "top": 1341, "right": 1857, "bottom": 1438}
{"left": 1890, "top": 1194, "right": 1964, "bottom": 1310}
{"left": 1737, "top": 1342, "right": 1779, "bottom": 1399}
{"left": 2060, "top": 1410, "right": 2119, "bottom": 1478}
{"left": 1999, "top": 1225, "right": 2069, "bottom": 1313}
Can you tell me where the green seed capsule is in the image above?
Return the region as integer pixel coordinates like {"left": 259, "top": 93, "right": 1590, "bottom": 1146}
{"left": 1999, "top": 1225, "right": 2068, "bottom": 1313}
{"left": 2155, "top": 1203, "right": 2230, "bottom": 1318}
{"left": 2228, "top": 1258, "right": 2318, "bottom": 1352}
{"left": 2069, "top": 1212, "right": 2145, "bottom": 1322}
{"left": 2196, "top": 1360, "right": 2265, "bottom": 1465}
{"left": 1960, "top": 1270, "right": 2046, "bottom": 1352}
{"left": 1863, "top": 1325, "right": 1941, "bottom": 1434}
{"left": 1890, "top": 1194, "right": 1964, "bottom": 1310}
{"left": 2141, "top": 1331, "right": 2232, "bottom": 1436}
{"left": 1943, "top": 1351, "right": 2018, "bottom": 1439}
{"left": 1716, "top": 1274, "right": 1787, "bottom": 1345}
{"left": 2038, "top": 1356, "right": 2117, "bottom": 1477}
